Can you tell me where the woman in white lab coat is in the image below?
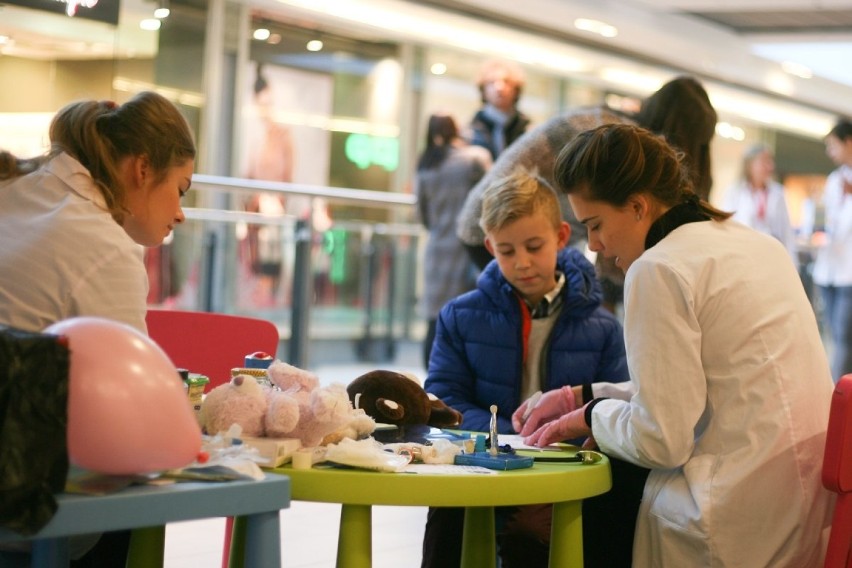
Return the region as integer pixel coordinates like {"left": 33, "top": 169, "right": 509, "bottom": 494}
{"left": 723, "top": 142, "right": 799, "bottom": 267}
{"left": 516, "top": 123, "right": 835, "bottom": 566}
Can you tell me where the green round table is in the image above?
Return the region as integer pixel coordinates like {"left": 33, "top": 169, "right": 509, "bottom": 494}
{"left": 266, "top": 449, "right": 611, "bottom": 568}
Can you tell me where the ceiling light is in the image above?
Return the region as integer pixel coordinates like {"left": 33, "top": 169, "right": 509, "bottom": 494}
{"left": 430, "top": 62, "right": 447, "bottom": 75}
{"left": 781, "top": 61, "right": 813, "bottom": 79}
{"left": 253, "top": 28, "right": 271, "bottom": 41}
{"left": 574, "top": 18, "right": 617, "bottom": 39}
{"left": 715, "top": 122, "right": 745, "bottom": 141}
{"left": 306, "top": 39, "right": 324, "bottom": 51}
{"left": 154, "top": 0, "right": 169, "bottom": 18}
{"left": 140, "top": 19, "right": 161, "bottom": 31}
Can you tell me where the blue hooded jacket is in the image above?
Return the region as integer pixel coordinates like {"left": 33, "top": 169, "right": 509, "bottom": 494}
{"left": 424, "top": 247, "right": 629, "bottom": 433}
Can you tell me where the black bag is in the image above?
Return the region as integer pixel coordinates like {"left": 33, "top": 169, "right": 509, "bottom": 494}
{"left": 0, "top": 326, "right": 70, "bottom": 536}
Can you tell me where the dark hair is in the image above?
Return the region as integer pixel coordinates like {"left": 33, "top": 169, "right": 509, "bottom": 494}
{"left": 417, "top": 113, "right": 459, "bottom": 171}
{"left": 635, "top": 76, "right": 717, "bottom": 200}
{"left": 554, "top": 123, "right": 731, "bottom": 221}
{"left": 0, "top": 91, "right": 196, "bottom": 224}
{"left": 828, "top": 118, "right": 852, "bottom": 142}
{"left": 254, "top": 62, "right": 269, "bottom": 95}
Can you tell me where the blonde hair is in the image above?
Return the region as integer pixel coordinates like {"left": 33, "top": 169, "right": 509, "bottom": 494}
{"left": 741, "top": 142, "right": 772, "bottom": 185}
{"left": 476, "top": 58, "right": 525, "bottom": 104}
{"left": 479, "top": 166, "right": 563, "bottom": 234}
{"left": 0, "top": 91, "right": 196, "bottom": 224}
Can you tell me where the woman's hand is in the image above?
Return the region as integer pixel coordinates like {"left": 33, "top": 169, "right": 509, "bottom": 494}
{"left": 512, "top": 386, "right": 576, "bottom": 436}
{"left": 523, "top": 406, "right": 591, "bottom": 447}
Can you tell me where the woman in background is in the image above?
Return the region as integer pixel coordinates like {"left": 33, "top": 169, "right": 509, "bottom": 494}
{"left": 415, "top": 113, "right": 492, "bottom": 367}
{"left": 468, "top": 58, "right": 530, "bottom": 161}
{"left": 723, "top": 142, "right": 798, "bottom": 266}
{"left": 813, "top": 118, "right": 852, "bottom": 382}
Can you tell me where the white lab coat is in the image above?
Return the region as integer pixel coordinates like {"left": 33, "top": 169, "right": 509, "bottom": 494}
{"left": 723, "top": 179, "right": 799, "bottom": 268}
{"left": 0, "top": 153, "right": 148, "bottom": 333}
{"left": 813, "top": 166, "right": 852, "bottom": 287}
{"left": 591, "top": 219, "right": 834, "bottom": 567}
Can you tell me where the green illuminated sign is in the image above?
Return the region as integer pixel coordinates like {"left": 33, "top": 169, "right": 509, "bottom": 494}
{"left": 345, "top": 133, "right": 399, "bottom": 172}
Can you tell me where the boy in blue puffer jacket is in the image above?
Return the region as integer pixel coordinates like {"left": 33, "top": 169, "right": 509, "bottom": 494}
{"left": 421, "top": 166, "right": 632, "bottom": 568}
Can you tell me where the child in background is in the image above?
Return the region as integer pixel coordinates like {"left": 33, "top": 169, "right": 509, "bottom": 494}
{"left": 422, "top": 166, "right": 631, "bottom": 568}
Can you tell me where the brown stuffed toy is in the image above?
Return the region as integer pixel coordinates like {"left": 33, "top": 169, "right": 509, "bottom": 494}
{"left": 347, "top": 370, "right": 462, "bottom": 428}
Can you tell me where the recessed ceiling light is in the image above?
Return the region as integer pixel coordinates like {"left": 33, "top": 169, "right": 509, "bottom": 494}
{"left": 574, "top": 18, "right": 617, "bottom": 38}
{"left": 430, "top": 62, "right": 447, "bottom": 75}
{"left": 253, "top": 28, "right": 271, "bottom": 41}
{"left": 781, "top": 61, "right": 813, "bottom": 79}
{"left": 140, "top": 19, "right": 161, "bottom": 31}
{"left": 716, "top": 122, "right": 745, "bottom": 141}
{"left": 154, "top": 7, "right": 170, "bottom": 19}
{"left": 306, "top": 39, "right": 324, "bottom": 51}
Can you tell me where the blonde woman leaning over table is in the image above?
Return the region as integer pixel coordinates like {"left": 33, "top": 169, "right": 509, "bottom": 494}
{"left": 515, "top": 123, "right": 834, "bottom": 567}
{"left": 0, "top": 92, "right": 196, "bottom": 335}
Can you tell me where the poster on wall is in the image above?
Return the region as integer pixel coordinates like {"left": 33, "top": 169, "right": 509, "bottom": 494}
{"left": 240, "top": 62, "right": 333, "bottom": 190}
{"left": 236, "top": 61, "right": 334, "bottom": 309}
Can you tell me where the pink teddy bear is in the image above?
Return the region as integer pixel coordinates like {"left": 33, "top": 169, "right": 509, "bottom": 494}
{"left": 267, "top": 361, "right": 375, "bottom": 446}
{"left": 198, "top": 374, "right": 299, "bottom": 438}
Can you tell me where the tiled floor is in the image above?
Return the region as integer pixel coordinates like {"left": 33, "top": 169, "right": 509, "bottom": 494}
{"left": 163, "top": 502, "right": 428, "bottom": 567}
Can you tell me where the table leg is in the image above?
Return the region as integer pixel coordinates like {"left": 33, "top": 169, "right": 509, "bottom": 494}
{"left": 126, "top": 526, "right": 165, "bottom": 568}
{"left": 244, "top": 511, "right": 282, "bottom": 568}
{"left": 550, "top": 501, "right": 582, "bottom": 568}
{"left": 337, "top": 504, "right": 371, "bottom": 568}
{"left": 30, "top": 538, "right": 69, "bottom": 568}
{"left": 229, "top": 516, "right": 247, "bottom": 568}
{"left": 460, "top": 506, "right": 495, "bottom": 568}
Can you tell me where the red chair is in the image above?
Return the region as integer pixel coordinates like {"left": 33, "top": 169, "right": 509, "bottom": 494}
{"left": 145, "top": 308, "right": 280, "bottom": 392}
{"left": 823, "top": 374, "right": 852, "bottom": 568}
{"left": 145, "top": 308, "right": 281, "bottom": 568}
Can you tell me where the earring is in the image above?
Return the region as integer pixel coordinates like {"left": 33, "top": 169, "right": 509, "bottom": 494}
{"left": 635, "top": 214, "right": 641, "bottom": 221}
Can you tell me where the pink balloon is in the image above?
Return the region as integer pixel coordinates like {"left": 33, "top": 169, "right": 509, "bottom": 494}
{"left": 44, "top": 317, "right": 202, "bottom": 475}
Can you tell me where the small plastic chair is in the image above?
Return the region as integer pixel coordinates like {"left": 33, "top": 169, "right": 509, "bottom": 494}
{"left": 144, "top": 308, "right": 281, "bottom": 568}
{"left": 145, "top": 308, "right": 280, "bottom": 391}
{"left": 822, "top": 374, "right": 852, "bottom": 568}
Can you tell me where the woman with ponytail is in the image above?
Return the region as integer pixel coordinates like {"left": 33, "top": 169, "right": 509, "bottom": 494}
{"left": 0, "top": 91, "right": 195, "bottom": 334}
{"left": 516, "top": 123, "right": 835, "bottom": 567}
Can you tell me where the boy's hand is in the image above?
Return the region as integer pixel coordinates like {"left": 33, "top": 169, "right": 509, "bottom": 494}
{"left": 523, "top": 406, "right": 590, "bottom": 447}
{"left": 512, "top": 386, "right": 576, "bottom": 435}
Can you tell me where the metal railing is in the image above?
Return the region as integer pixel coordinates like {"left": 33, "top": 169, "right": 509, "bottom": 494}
{"left": 147, "top": 174, "right": 425, "bottom": 368}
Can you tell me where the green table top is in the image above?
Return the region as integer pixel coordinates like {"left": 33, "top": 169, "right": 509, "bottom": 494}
{"left": 272, "top": 448, "right": 611, "bottom": 507}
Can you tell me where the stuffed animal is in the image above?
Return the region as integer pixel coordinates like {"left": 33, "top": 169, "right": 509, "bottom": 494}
{"left": 266, "top": 360, "right": 376, "bottom": 446}
{"left": 198, "top": 374, "right": 299, "bottom": 437}
{"left": 346, "top": 370, "right": 462, "bottom": 428}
